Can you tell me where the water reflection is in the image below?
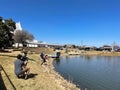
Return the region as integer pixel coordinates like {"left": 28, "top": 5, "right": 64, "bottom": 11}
{"left": 54, "top": 58, "right": 60, "bottom": 65}
{"left": 53, "top": 56, "right": 120, "bottom": 90}
{"left": 84, "top": 55, "right": 94, "bottom": 63}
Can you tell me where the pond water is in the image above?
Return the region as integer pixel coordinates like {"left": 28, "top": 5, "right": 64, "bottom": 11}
{"left": 53, "top": 55, "right": 120, "bottom": 90}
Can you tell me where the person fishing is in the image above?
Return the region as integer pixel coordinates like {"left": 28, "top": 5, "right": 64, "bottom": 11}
{"left": 40, "top": 53, "right": 49, "bottom": 65}
{"left": 14, "top": 54, "right": 30, "bottom": 80}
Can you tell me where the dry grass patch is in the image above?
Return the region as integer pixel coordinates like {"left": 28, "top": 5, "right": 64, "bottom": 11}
{"left": 0, "top": 51, "right": 80, "bottom": 90}
{"left": 86, "top": 51, "right": 120, "bottom": 56}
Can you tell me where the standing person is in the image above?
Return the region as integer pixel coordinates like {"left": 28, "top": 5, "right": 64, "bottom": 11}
{"left": 14, "top": 54, "right": 30, "bottom": 79}
{"left": 40, "top": 53, "right": 46, "bottom": 65}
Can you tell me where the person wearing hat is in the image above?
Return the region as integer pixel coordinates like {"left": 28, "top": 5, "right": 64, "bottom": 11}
{"left": 14, "top": 54, "right": 30, "bottom": 79}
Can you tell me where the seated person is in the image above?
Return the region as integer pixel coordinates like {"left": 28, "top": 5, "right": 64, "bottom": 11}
{"left": 14, "top": 54, "right": 30, "bottom": 79}
{"left": 21, "top": 52, "right": 28, "bottom": 61}
{"left": 21, "top": 52, "right": 29, "bottom": 69}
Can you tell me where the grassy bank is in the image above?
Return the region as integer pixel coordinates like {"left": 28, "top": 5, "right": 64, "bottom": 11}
{"left": 0, "top": 51, "right": 80, "bottom": 90}
{"left": 85, "top": 51, "right": 120, "bottom": 56}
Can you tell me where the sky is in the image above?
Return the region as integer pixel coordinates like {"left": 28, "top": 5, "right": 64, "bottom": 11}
{"left": 0, "top": 0, "right": 120, "bottom": 47}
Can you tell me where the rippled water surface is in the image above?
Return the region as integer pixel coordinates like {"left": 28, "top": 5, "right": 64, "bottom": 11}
{"left": 53, "top": 56, "right": 120, "bottom": 90}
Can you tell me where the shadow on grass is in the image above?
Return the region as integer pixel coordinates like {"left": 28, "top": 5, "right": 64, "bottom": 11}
{"left": 0, "top": 54, "right": 16, "bottom": 58}
{"left": 0, "top": 73, "right": 7, "bottom": 90}
{"left": 18, "top": 73, "right": 38, "bottom": 80}
{"left": 28, "top": 73, "right": 38, "bottom": 79}
{"left": 28, "top": 58, "right": 36, "bottom": 62}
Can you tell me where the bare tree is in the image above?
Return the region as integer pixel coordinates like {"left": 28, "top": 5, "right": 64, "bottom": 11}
{"left": 112, "top": 42, "right": 119, "bottom": 51}
{"left": 13, "top": 30, "right": 34, "bottom": 47}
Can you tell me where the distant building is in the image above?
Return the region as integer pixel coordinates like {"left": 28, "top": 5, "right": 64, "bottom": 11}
{"left": 102, "top": 45, "right": 112, "bottom": 51}
{"left": 26, "top": 40, "right": 38, "bottom": 47}
{"left": 13, "top": 22, "right": 63, "bottom": 48}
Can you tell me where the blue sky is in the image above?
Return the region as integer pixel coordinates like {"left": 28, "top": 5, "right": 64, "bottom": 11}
{"left": 0, "top": 0, "right": 120, "bottom": 46}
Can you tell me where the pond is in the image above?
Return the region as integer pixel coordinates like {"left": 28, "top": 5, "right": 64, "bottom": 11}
{"left": 53, "top": 55, "right": 120, "bottom": 90}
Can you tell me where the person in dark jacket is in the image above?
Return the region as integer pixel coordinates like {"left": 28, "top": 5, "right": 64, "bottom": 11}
{"left": 40, "top": 53, "right": 47, "bottom": 65}
{"left": 21, "top": 52, "right": 28, "bottom": 61}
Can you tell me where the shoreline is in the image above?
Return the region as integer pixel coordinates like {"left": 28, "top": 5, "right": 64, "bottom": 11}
{"left": 61, "top": 51, "right": 120, "bottom": 56}
{"left": 49, "top": 51, "right": 120, "bottom": 90}
{"left": 45, "top": 58, "right": 80, "bottom": 90}
{"left": 1, "top": 50, "right": 120, "bottom": 89}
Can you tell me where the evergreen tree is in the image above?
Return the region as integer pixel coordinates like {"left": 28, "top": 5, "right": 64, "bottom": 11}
{"left": 0, "top": 16, "right": 16, "bottom": 49}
